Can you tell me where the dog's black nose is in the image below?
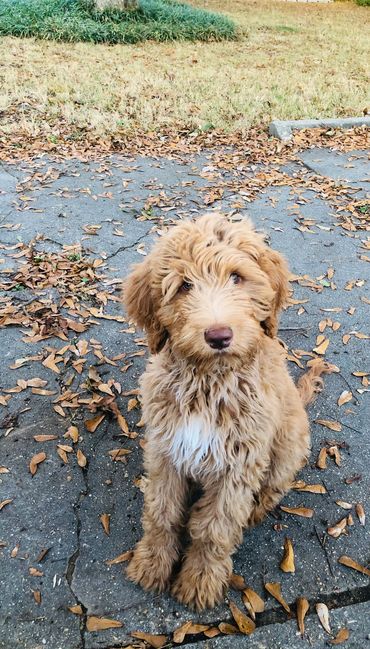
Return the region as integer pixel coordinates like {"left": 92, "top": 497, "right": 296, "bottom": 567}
{"left": 204, "top": 327, "right": 233, "bottom": 350}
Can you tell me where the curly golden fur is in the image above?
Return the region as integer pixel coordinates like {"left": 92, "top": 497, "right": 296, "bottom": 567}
{"left": 123, "top": 214, "right": 327, "bottom": 610}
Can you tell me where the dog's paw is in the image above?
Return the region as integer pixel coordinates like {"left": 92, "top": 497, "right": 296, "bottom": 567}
{"left": 126, "top": 539, "right": 174, "bottom": 593}
{"left": 171, "top": 559, "right": 230, "bottom": 610}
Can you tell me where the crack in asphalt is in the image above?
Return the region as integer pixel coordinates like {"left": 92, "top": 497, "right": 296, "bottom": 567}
{"left": 65, "top": 463, "right": 90, "bottom": 649}
{"left": 105, "top": 228, "right": 152, "bottom": 260}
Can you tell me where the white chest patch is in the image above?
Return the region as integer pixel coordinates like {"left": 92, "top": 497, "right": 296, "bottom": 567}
{"left": 168, "top": 414, "right": 225, "bottom": 476}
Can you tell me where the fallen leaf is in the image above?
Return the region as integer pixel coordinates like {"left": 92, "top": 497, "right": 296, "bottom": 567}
{"left": 76, "top": 449, "right": 87, "bottom": 468}
{"left": 229, "top": 600, "right": 255, "bottom": 635}
{"left": 204, "top": 627, "right": 220, "bottom": 638}
{"left": 264, "top": 582, "right": 290, "bottom": 613}
{"left": 100, "top": 513, "right": 110, "bottom": 535}
{"left": 85, "top": 414, "right": 105, "bottom": 433}
{"left": 105, "top": 550, "right": 133, "bottom": 565}
{"left": 218, "top": 623, "right": 238, "bottom": 634}
{"left": 173, "top": 621, "right": 193, "bottom": 643}
{"left": 338, "top": 555, "right": 370, "bottom": 577}
{"left": 242, "top": 587, "right": 265, "bottom": 618}
{"left": 280, "top": 537, "right": 295, "bottom": 573}
{"left": 329, "top": 628, "right": 350, "bottom": 645}
{"left": 296, "top": 597, "right": 309, "bottom": 636}
{"left": 64, "top": 426, "right": 79, "bottom": 443}
{"left": 33, "top": 435, "right": 58, "bottom": 442}
{"left": 229, "top": 573, "right": 246, "bottom": 590}
{"left": 328, "top": 517, "right": 347, "bottom": 539}
{"left": 342, "top": 334, "right": 351, "bottom": 345}
{"left": 69, "top": 604, "right": 83, "bottom": 615}
{"left": 86, "top": 616, "right": 122, "bottom": 632}
{"left": 280, "top": 506, "right": 314, "bottom": 518}
{"left": 313, "top": 338, "right": 330, "bottom": 355}
{"left": 42, "top": 353, "right": 61, "bottom": 374}
{"left": 29, "top": 452, "right": 46, "bottom": 476}
{"left": 0, "top": 467, "right": 10, "bottom": 474}
{"left": 336, "top": 500, "right": 352, "bottom": 510}
{"left": 316, "top": 603, "right": 331, "bottom": 634}
{"left": 0, "top": 498, "right": 13, "bottom": 511}
{"left": 29, "top": 567, "right": 43, "bottom": 577}
{"left": 131, "top": 631, "right": 167, "bottom": 648}
{"left": 317, "top": 447, "right": 328, "bottom": 469}
{"left": 293, "top": 483, "right": 326, "bottom": 494}
{"left": 32, "top": 590, "right": 41, "bottom": 604}
{"left": 337, "top": 391, "right": 352, "bottom": 406}
{"left": 355, "top": 503, "right": 365, "bottom": 526}
{"left": 315, "top": 419, "right": 342, "bottom": 432}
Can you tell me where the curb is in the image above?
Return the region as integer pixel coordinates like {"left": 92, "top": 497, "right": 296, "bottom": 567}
{"left": 269, "top": 117, "right": 370, "bottom": 141}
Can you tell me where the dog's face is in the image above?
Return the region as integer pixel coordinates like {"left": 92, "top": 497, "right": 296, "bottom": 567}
{"left": 123, "top": 215, "right": 289, "bottom": 360}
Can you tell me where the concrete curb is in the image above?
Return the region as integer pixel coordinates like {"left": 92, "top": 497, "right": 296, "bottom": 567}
{"left": 269, "top": 116, "right": 370, "bottom": 141}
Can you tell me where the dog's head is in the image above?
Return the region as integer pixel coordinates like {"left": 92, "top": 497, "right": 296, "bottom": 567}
{"left": 123, "top": 214, "right": 290, "bottom": 359}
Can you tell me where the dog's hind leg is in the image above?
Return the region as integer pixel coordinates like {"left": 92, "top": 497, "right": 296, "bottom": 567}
{"left": 126, "top": 456, "right": 188, "bottom": 593}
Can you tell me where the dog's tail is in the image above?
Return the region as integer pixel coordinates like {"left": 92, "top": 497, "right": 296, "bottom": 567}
{"left": 297, "top": 358, "right": 337, "bottom": 407}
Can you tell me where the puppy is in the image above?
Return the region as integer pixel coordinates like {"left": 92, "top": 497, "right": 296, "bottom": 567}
{"left": 123, "top": 214, "right": 327, "bottom": 610}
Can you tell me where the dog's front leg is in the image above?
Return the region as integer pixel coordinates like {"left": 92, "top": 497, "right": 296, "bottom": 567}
{"left": 127, "top": 455, "right": 188, "bottom": 593}
{"left": 172, "top": 475, "right": 254, "bottom": 610}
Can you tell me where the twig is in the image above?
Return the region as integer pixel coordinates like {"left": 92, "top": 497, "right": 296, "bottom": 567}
{"left": 314, "top": 525, "right": 335, "bottom": 578}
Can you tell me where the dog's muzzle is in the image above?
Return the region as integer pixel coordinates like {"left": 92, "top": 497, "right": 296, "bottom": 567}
{"left": 204, "top": 326, "right": 233, "bottom": 350}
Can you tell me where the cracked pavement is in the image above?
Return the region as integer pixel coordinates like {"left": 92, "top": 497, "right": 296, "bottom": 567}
{"left": 0, "top": 145, "right": 369, "bottom": 649}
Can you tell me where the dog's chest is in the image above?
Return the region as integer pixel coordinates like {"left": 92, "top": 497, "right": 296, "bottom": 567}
{"left": 168, "top": 414, "right": 225, "bottom": 476}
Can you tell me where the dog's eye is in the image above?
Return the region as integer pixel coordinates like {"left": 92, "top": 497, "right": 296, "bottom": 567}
{"left": 179, "top": 280, "right": 193, "bottom": 293}
{"left": 230, "top": 273, "right": 242, "bottom": 285}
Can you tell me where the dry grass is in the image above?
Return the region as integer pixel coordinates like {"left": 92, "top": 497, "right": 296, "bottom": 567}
{"left": 0, "top": 0, "right": 368, "bottom": 140}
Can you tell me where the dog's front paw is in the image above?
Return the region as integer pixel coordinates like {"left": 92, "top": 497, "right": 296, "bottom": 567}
{"left": 172, "top": 557, "right": 231, "bottom": 610}
{"left": 126, "top": 538, "right": 175, "bottom": 593}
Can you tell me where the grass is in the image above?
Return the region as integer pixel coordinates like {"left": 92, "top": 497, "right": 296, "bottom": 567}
{"left": 0, "top": 0, "right": 236, "bottom": 44}
{"left": 0, "top": 0, "right": 368, "bottom": 144}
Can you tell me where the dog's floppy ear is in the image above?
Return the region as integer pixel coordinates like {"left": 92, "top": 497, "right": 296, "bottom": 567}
{"left": 123, "top": 259, "right": 168, "bottom": 354}
{"left": 257, "top": 248, "right": 290, "bottom": 337}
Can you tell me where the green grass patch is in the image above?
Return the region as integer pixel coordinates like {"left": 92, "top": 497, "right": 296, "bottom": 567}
{"left": 0, "top": 0, "right": 236, "bottom": 43}
{"left": 355, "top": 0, "right": 369, "bottom": 6}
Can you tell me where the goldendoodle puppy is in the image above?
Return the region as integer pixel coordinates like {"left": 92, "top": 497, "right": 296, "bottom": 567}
{"left": 123, "top": 214, "right": 327, "bottom": 611}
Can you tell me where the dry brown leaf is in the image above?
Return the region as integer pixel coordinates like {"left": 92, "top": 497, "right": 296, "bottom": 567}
{"left": 127, "top": 398, "right": 138, "bottom": 412}
{"left": 280, "top": 506, "right": 314, "bottom": 518}
{"left": 100, "top": 513, "right": 110, "bottom": 535}
{"left": 85, "top": 414, "right": 105, "bottom": 433}
{"left": 105, "top": 550, "right": 133, "bottom": 565}
{"left": 347, "top": 513, "right": 354, "bottom": 526}
{"left": 86, "top": 616, "right": 122, "bottom": 632}
{"left": 0, "top": 467, "right": 10, "bottom": 474}
{"left": 336, "top": 501, "right": 352, "bottom": 510}
{"left": 218, "top": 623, "right": 238, "bottom": 634}
{"left": 64, "top": 426, "right": 79, "bottom": 443}
{"left": 42, "top": 353, "right": 61, "bottom": 374}
{"left": 204, "top": 627, "right": 220, "bottom": 638}
{"left": 242, "top": 587, "right": 265, "bottom": 617}
{"left": 229, "top": 573, "right": 246, "bottom": 590}
{"left": 32, "top": 590, "right": 41, "bottom": 605}
{"left": 264, "top": 582, "right": 290, "bottom": 613}
{"left": 317, "top": 447, "right": 328, "bottom": 469}
{"left": 69, "top": 604, "right": 83, "bottom": 615}
{"left": 76, "top": 449, "right": 87, "bottom": 468}
{"left": 131, "top": 631, "right": 168, "bottom": 648}
{"left": 110, "top": 402, "right": 130, "bottom": 435}
{"left": 229, "top": 600, "right": 255, "bottom": 635}
{"left": 98, "top": 383, "right": 115, "bottom": 396}
{"left": 313, "top": 338, "right": 330, "bottom": 355}
{"left": 57, "top": 447, "right": 69, "bottom": 463}
{"left": 296, "top": 597, "right": 309, "bottom": 636}
{"left": 342, "top": 334, "right": 351, "bottom": 345}
{"left": 0, "top": 498, "right": 13, "bottom": 511}
{"left": 293, "top": 483, "right": 326, "bottom": 494}
{"left": 329, "top": 628, "right": 350, "bottom": 645}
{"left": 328, "top": 517, "right": 347, "bottom": 539}
{"left": 173, "top": 621, "right": 193, "bottom": 643}
{"left": 355, "top": 503, "right": 365, "bottom": 525}
{"left": 316, "top": 603, "right": 331, "bottom": 634}
{"left": 280, "top": 537, "right": 295, "bottom": 573}
{"left": 33, "top": 434, "right": 58, "bottom": 442}
{"left": 338, "top": 555, "right": 370, "bottom": 577}
{"left": 108, "top": 448, "right": 131, "bottom": 462}
{"left": 337, "top": 391, "right": 353, "bottom": 406}
{"left": 29, "top": 567, "right": 43, "bottom": 577}
{"left": 328, "top": 445, "right": 341, "bottom": 466}
{"left": 29, "top": 452, "right": 46, "bottom": 476}
{"left": 315, "top": 419, "right": 342, "bottom": 432}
